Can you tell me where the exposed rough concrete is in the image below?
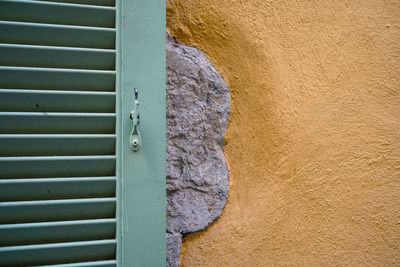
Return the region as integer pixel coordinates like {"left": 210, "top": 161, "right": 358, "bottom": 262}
{"left": 166, "top": 34, "right": 230, "bottom": 267}
{"left": 166, "top": 233, "right": 182, "bottom": 267}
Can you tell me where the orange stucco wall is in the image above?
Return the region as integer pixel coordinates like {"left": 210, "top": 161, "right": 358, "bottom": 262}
{"left": 167, "top": 0, "right": 400, "bottom": 265}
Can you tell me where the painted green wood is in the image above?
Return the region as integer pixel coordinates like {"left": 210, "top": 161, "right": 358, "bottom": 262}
{"left": 41, "top": 260, "right": 117, "bottom": 267}
{"left": 0, "top": 134, "right": 116, "bottom": 156}
{"left": 0, "top": 1, "right": 120, "bottom": 265}
{"left": 28, "top": 0, "right": 115, "bottom": 6}
{"left": 0, "top": 198, "right": 116, "bottom": 224}
{"left": 0, "top": 0, "right": 115, "bottom": 28}
{"left": 0, "top": 89, "right": 115, "bottom": 112}
{"left": 116, "top": 0, "right": 166, "bottom": 265}
{"left": 0, "top": 0, "right": 165, "bottom": 264}
{"left": 0, "top": 240, "right": 116, "bottom": 266}
{"left": 0, "top": 67, "right": 115, "bottom": 91}
{"left": 0, "top": 219, "right": 116, "bottom": 246}
{"left": 0, "top": 21, "right": 115, "bottom": 49}
{"left": 0, "top": 44, "right": 115, "bottom": 70}
{"left": 0, "top": 177, "right": 116, "bottom": 201}
{"left": 0, "top": 112, "right": 115, "bottom": 134}
{"left": 0, "top": 155, "right": 116, "bottom": 178}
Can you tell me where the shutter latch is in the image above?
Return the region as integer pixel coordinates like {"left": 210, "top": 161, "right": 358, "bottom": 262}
{"left": 129, "top": 88, "right": 141, "bottom": 151}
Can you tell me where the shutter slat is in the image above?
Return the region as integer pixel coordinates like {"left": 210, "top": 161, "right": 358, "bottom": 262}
{"left": 0, "top": 219, "right": 116, "bottom": 246}
{"left": 0, "top": 44, "right": 115, "bottom": 70}
{"left": 0, "top": 89, "right": 115, "bottom": 112}
{"left": 41, "top": 260, "right": 117, "bottom": 267}
{"left": 0, "top": 177, "right": 116, "bottom": 201}
{"left": 27, "top": 0, "right": 115, "bottom": 7}
{"left": 0, "top": 240, "right": 116, "bottom": 266}
{"left": 0, "top": 198, "right": 116, "bottom": 224}
{"left": 0, "top": 21, "right": 115, "bottom": 49}
{"left": 0, "top": 112, "right": 115, "bottom": 134}
{"left": 0, "top": 67, "right": 115, "bottom": 91}
{"left": 0, "top": 0, "right": 115, "bottom": 28}
{"left": 0, "top": 134, "right": 116, "bottom": 156}
{"left": 0, "top": 155, "right": 116, "bottom": 178}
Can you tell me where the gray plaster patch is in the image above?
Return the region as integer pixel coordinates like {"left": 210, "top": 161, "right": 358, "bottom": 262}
{"left": 166, "top": 34, "right": 230, "bottom": 266}
{"left": 166, "top": 233, "right": 182, "bottom": 267}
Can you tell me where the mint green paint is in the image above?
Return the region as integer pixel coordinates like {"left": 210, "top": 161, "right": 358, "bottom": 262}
{"left": 116, "top": 0, "right": 166, "bottom": 265}
{"left": 0, "top": 0, "right": 165, "bottom": 264}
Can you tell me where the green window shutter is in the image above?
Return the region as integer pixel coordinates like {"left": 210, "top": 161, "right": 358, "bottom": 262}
{"left": 0, "top": 0, "right": 165, "bottom": 266}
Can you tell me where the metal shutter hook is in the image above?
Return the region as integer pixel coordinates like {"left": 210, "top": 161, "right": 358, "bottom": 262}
{"left": 130, "top": 88, "right": 141, "bottom": 151}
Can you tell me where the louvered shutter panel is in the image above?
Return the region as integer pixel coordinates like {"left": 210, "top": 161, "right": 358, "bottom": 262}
{"left": 0, "top": 0, "right": 118, "bottom": 266}
{"left": 0, "top": 0, "right": 165, "bottom": 265}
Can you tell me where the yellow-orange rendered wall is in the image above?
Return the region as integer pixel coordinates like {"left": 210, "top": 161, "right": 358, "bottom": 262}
{"left": 167, "top": 1, "right": 400, "bottom": 266}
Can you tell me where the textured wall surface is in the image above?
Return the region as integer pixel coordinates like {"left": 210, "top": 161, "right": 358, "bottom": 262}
{"left": 167, "top": 0, "right": 400, "bottom": 266}
{"left": 166, "top": 35, "right": 230, "bottom": 266}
